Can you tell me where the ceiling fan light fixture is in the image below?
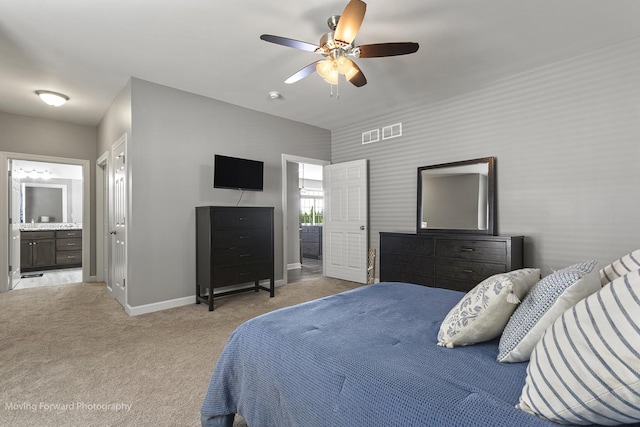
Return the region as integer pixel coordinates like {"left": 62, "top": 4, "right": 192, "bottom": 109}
{"left": 36, "top": 90, "right": 69, "bottom": 107}
{"left": 336, "top": 56, "right": 355, "bottom": 74}
{"left": 260, "top": 0, "right": 418, "bottom": 91}
{"left": 324, "top": 70, "right": 339, "bottom": 85}
{"left": 316, "top": 59, "right": 332, "bottom": 78}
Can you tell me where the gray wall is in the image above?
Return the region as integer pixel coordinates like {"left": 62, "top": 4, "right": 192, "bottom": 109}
{"left": 123, "top": 78, "right": 330, "bottom": 307}
{"left": 332, "top": 36, "right": 640, "bottom": 276}
{"left": 0, "top": 111, "right": 97, "bottom": 274}
{"left": 97, "top": 80, "right": 132, "bottom": 156}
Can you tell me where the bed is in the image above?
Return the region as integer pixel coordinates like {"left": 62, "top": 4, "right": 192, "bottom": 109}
{"left": 201, "top": 282, "right": 579, "bottom": 427}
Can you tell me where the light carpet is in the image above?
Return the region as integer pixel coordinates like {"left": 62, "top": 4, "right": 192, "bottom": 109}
{"left": 0, "top": 278, "right": 363, "bottom": 426}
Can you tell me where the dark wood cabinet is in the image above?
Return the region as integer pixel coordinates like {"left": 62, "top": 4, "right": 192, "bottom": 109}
{"left": 55, "top": 229, "right": 82, "bottom": 267}
{"left": 20, "top": 231, "right": 56, "bottom": 270}
{"left": 379, "top": 232, "right": 523, "bottom": 292}
{"left": 301, "top": 225, "right": 322, "bottom": 259}
{"left": 196, "top": 206, "right": 275, "bottom": 311}
{"left": 21, "top": 229, "right": 82, "bottom": 271}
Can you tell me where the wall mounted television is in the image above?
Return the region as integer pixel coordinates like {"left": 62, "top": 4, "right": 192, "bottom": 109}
{"left": 214, "top": 154, "right": 264, "bottom": 191}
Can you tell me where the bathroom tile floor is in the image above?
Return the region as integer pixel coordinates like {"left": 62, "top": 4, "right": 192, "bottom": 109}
{"left": 13, "top": 267, "right": 83, "bottom": 289}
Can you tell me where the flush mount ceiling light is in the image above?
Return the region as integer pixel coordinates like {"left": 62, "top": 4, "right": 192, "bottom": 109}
{"left": 35, "top": 90, "right": 69, "bottom": 107}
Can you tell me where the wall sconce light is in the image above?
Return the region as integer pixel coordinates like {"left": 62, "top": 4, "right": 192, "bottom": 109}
{"left": 35, "top": 90, "right": 69, "bottom": 107}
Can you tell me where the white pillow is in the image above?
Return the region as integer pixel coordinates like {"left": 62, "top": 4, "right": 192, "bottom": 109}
{"left": 497, "top": 261, "right": 600, "bottom": 363}
{"left": 436, "top": 268, "right": 540, "bottom": 348}
{"left": 518, "top": 269, "right": 640, "bottom": 425}
{"left": 600, "top": 249, "right": 640, "bottom": 285}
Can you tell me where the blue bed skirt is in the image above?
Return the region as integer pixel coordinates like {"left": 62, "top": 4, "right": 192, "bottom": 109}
{"left": 200, "top": 282, "right": 592, "bottom": 426}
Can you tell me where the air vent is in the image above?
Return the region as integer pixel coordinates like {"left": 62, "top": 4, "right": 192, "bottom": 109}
{"left": 361, "top": 129, "right": 380, "bottom": 145}
{"left": 382, "top": 123, "right": 402, "bottom": 140}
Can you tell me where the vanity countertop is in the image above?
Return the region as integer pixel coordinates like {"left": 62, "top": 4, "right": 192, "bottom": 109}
{"left": 19, "top": 223, "right": 82, "bottom": 232}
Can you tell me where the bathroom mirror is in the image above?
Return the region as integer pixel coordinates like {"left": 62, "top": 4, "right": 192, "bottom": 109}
{"left": 21, "top": 183, "right": 68, "bottom": 223}
{"left": 417, "top": 157, "right": 495, "bottom": 235}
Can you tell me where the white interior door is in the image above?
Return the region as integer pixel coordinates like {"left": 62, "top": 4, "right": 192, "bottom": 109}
{"left": 110, "top": 136, "right": 127, "bottom": 307}
{"left": 323, "top": 159, "right": 368, "bottom": 283}
{"left": 9, "top": 160, "right": 21, "bottom": 289}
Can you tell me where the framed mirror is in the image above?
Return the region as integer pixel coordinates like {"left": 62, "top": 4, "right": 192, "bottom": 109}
{"left": 21, "top": 183, "right": 68, "bottom": 223}
{"left": 417, "top": 157, "right": 495, "bottom": 235}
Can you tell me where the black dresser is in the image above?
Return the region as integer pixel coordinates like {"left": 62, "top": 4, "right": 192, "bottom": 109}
{"left": 379, "top": 232, "right": 523, "bottom": 292}
{"left": 195, "top": 206, "right": 274, "bottom": 311}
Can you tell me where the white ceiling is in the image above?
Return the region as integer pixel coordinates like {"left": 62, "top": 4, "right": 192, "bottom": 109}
{"left": 1, "top": 0, "right": 639, "bottom": 131}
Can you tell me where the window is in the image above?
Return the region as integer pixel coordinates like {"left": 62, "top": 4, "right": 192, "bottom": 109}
{"left": 300, "top": 189, "right": 323, "bottom": 225}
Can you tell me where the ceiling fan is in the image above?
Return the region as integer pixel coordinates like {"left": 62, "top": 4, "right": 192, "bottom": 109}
{"left": 260, "top": 0, "right": 419, "bottom": 88}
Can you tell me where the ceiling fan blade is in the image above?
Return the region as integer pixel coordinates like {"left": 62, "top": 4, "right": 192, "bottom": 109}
{"left": 357, "top": 42, "right": 419, "bottom": 58}
{"left": 334, "top": 0, "right": 367, "bottom": 45}
{"left": 285, "top": 61, "right": 320, "bottom": 84}
{"left": 346, "top": 61, "right": 367, "bottom": 87}
{"left": 260, "top": 34, "right": 318, "bottom": 52}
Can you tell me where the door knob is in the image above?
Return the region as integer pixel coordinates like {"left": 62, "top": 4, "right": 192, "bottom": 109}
{"left": 110, "top": 231, "right": 117, "bottom": 235}
{"left": 360, "top": 225, "right": 366, "bottom": 230}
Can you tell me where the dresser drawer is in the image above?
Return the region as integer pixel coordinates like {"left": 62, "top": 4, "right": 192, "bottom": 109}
{"left": 381, "top": 234, "right": 435, "bottom": 256}
{"left": 21, "top": 231, "right": 56, "bottom": 240}
{"left": 213, "top": 246, "right": 271, "bottom": 266}
{"left": 56, "top": 229, "right": 82, "bottom": 238}
{"left": 212, "top": 261, "right": 272, "bottom": 287}
{"left": 380, "top": 252, "right": 434, "bottom": 277}
{"left": 56, "top": 251, "right": 82, "bottom": 265}
{"left": 433, "top": 277, "right": 479, "bottom": 293}
{"left": 435, "top": 259, "right": 506, "bottom": 283}
{"left": 212, "top": 228, "right": 272, "bottom": 249}
{"left": 380, "top": 271, "right": 435, "bottom": 287}
{"left": 212, "top": 209, "right": 273, "bottom": 228}
{"left": 436, "top": 239, "right": 506, "bottom": 263}
{"left": 56, "top": 238, "right": 82, "bottom": 251}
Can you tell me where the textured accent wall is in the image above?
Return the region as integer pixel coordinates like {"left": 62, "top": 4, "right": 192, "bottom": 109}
{"left": 332, "top": 37, "right": 640, "bottom": 275}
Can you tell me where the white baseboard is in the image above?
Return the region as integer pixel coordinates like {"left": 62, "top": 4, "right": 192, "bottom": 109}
{"left": 287, "top": 263, "right": 302, "bottom": 270}
{"left": 126, "top": 295, "right": 194, "bottom": 316}
{"left": 125, "top": 279, "right": 287, "bottom": 316}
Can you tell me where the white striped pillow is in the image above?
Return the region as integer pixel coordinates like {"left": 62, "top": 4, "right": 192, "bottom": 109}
{"left": 518, "top": 269, "right": 640, "bottom": 425}
{"left": 600, "top": 249, "right": 640, "bottom": 285}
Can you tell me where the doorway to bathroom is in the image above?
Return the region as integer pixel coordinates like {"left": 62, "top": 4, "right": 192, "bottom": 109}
{"left": 6, "top": 156, "right": 88, "bottom": 291}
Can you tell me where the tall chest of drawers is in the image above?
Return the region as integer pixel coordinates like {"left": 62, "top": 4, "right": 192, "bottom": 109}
{"left": 196, "top": 206, "right": 274, "bottom": 311}
{"left": 379, "top": 232, "right": 523, "bottom": 292}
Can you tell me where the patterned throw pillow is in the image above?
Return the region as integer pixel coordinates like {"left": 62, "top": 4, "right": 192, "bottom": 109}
{"left": 436, "top": 268, "right": 540, "bottom": 348}
{"left": 497, "top": 261, "right": 600, "bottom": 363}
{"left": 600, "top": 249, "right": 640, "bottom": 285}
{"left": 518, "top": 270, "right": 640, "bottom": 425}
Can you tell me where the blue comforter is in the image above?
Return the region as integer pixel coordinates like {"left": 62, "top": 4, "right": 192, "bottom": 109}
{"left": 201, "top": 282, "right": 566, "bottom": 426}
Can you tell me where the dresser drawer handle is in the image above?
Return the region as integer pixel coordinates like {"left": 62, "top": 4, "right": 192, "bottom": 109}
{"left": 239, "top": 236, "right": 251, "bottom": 239}
{"left": 239, "top": 254, "right": 251, "bottom": 258}
{"left": 460, "top": 247, "right": 475, "bottom": 252}
{"left": 67, "top": 243, "right": 76, "bottom": 246}
{"left": 67, "top": 256, "right": 76, "bottom": 259}
{"left": 461, "top": 269, "right": 475, "bottom": 273}
{"left": 239, "top": 272, "right": 251, "bottom": 276}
